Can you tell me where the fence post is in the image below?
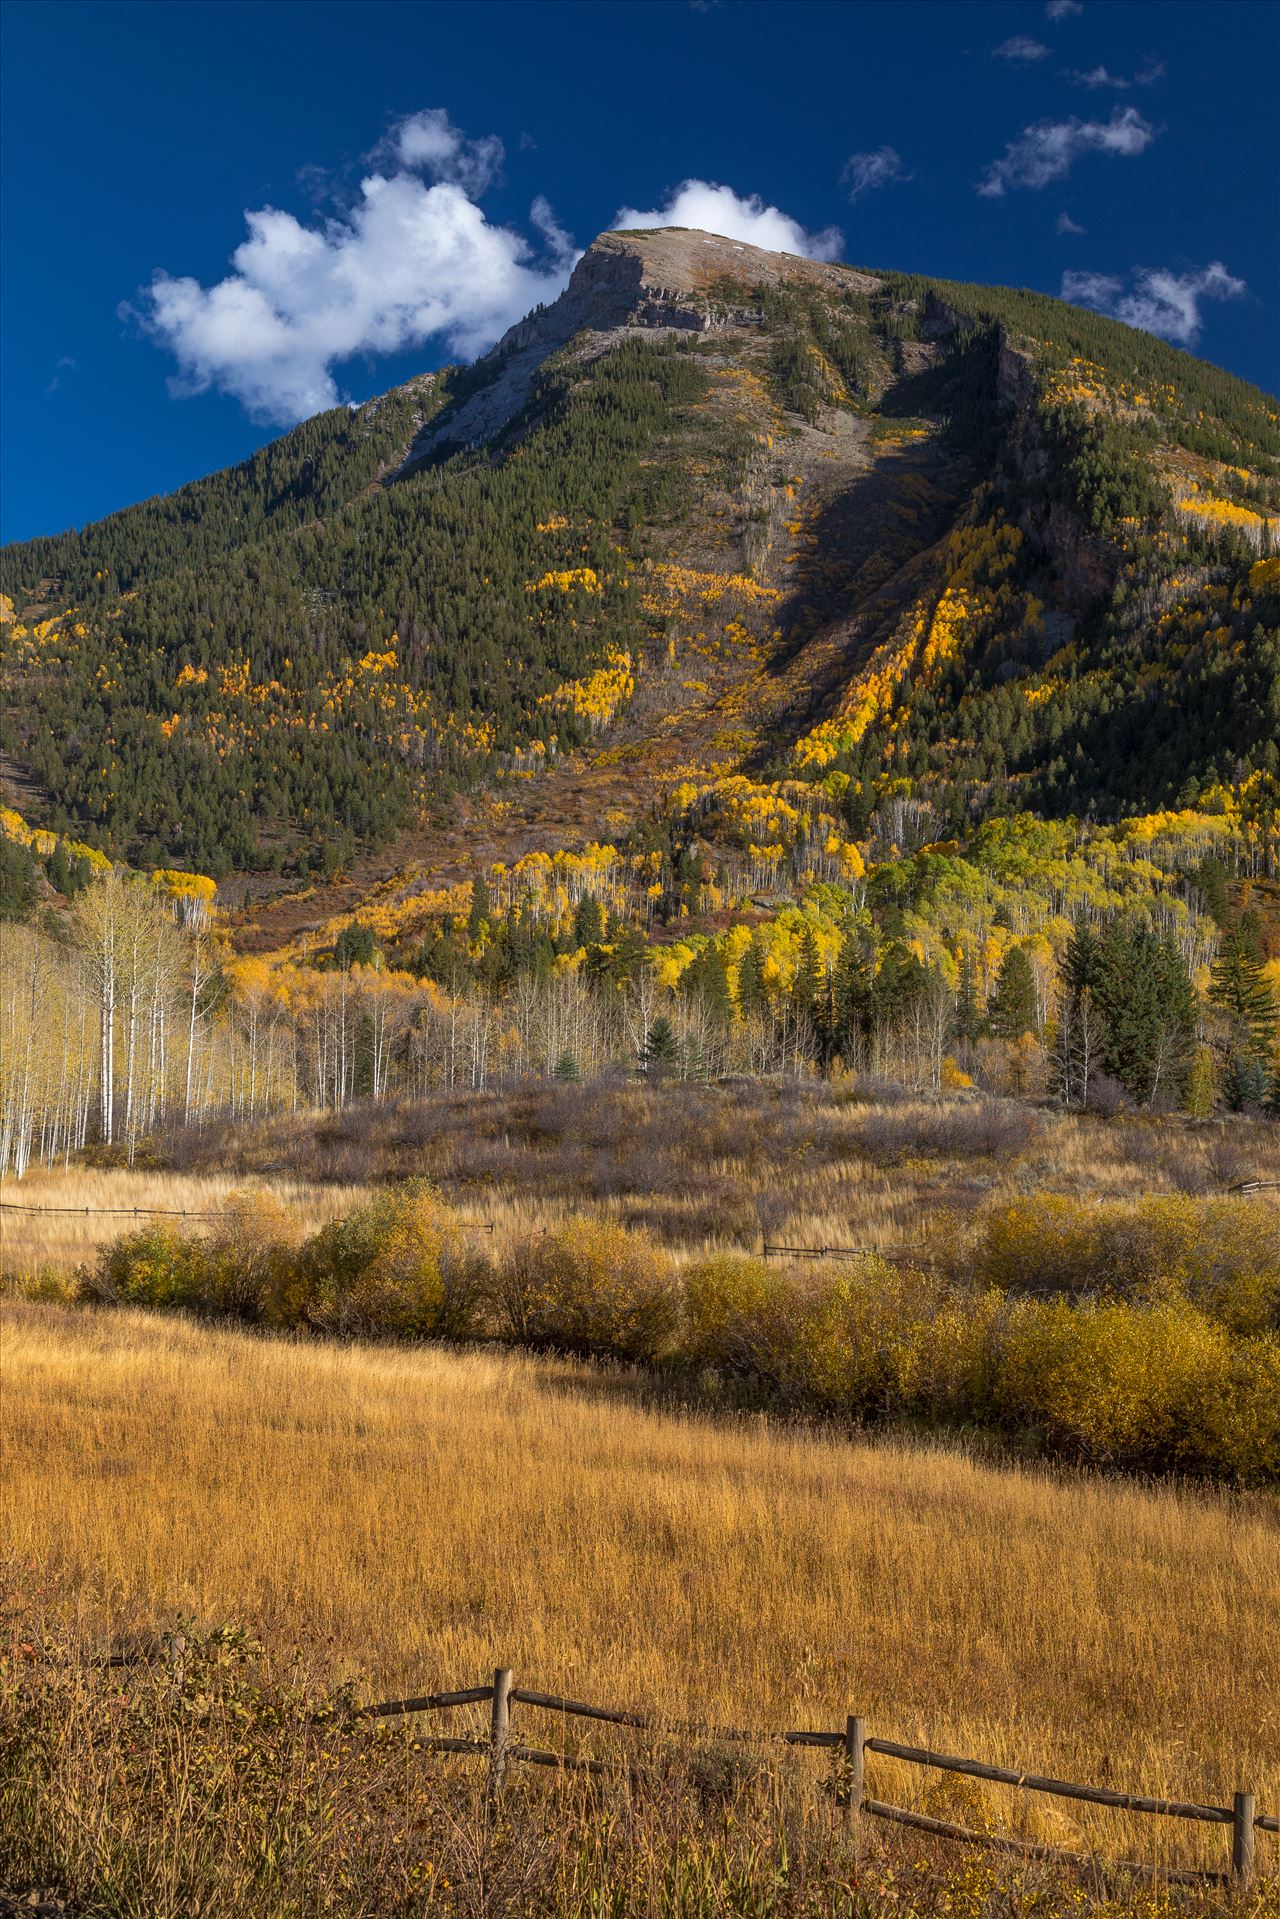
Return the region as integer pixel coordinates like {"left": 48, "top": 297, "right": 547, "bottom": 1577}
{"left": 165, "top": 1632, "right": 187, "bottom": 1695}
{"left": 838, "top": 1714, "right": 865, "bottom": 1816}
{"left": 488, "top": 1667, "right": 513, "bottom": 1811}
{"left": 1232, "top": 1790, "right": 1255, "bottom": 1888}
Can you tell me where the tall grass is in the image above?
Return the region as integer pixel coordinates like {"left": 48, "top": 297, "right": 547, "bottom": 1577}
{"left": 63, "top": 1183, "right": 1280, "bottom": 1479}
{"left": 1, "top": 1303, "right": 1276, "bottom": 1913}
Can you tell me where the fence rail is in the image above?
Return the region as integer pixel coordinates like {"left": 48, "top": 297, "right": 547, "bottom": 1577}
{"left": 340, "top": 1666, "right": 1270, "bottom": 1887}
{"left": 0, "top": 1199, "right": 494, "bottom": 1229}
{"left": 83, "top": 1648, "right": 1275, "bottom": 1886}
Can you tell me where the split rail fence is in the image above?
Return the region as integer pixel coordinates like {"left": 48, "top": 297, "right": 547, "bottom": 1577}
{"left": 343, "top": 1666, "right": 1275, "bottom": 1891}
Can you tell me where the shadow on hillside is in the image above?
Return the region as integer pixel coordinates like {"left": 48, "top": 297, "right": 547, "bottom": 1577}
{"left": 751, "top": 433, "right": 970, "bottom": 767}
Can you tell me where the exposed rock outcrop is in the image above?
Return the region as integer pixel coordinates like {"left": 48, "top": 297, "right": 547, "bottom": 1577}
{"left": 397, "top": 227, "right": 881, "bottom": 471}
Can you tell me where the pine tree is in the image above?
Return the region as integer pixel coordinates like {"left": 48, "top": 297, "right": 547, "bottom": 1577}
{"left": 833, "top": 932, "right": 876, "bottom": 1059}
{"left": 951, "top": 949, "right": 982, "bottom": 1044}
{"left": 684, "top": 945, "right": 733, "bottom": 1028}
{"left": 643, "top": 1015, "right": 680, "bottom": 1077}
{"left": 1209, "top": 915, "right": 1278, "bottom": 1052}
{"left": 791, "top": 925, "right": 823, "bottom": 1021}
{"left": 572, "top": 892, "right": 605, "bottom": 947}
{"left": 467, "top": 874, "right": 491, "bottom": 944}
{"left": 988, "top": 945, "right": 1038, "bottom": 1040}
{"left": 736, "top": 933, "right": 772, "bottom": 1022}
{"left": 1093, "top": 920, "right": 1195, "bottom": 1106}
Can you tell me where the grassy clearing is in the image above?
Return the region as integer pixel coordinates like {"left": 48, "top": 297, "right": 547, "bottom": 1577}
{"left": 1, "top": 1302, "right": 1276, "bottom": 1915}
{"left": 9, "top": 1085, "right": 1275, "bottom": 1279}
{"left": 0, "top": 1165, "right": 371, "bottom": 1277}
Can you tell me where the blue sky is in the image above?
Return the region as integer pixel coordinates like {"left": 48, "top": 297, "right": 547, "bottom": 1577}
{"left": 2, "top": 0, "right": 1276, "bottom": 542}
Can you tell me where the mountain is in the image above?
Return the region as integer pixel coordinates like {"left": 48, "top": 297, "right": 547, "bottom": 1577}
{"left": 2, "top": 227, "right": 1278, "bottom": 941}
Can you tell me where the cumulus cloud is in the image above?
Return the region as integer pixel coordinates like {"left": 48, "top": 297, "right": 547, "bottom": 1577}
{"left": 1061, "top": 261, "right": 1246, "bottom": 346}
{"left": 978, "top": 106, "right": 1154, "bottom": 195}
{"left": 1046, "top": 0, "right": 1082, "bottom": 18}
{"left": 1056, "top": 211, "right": 1086, "bottom": 235}
{"left": 994, "top": 35, "right": 1050, "bottom": 61}
{"left": 134, "top": 110, "right": 579, "bottom": 424}
{"left": 841, "top": 147, "right": 911, "bottom": 201}
{"left": 388, "top": 107, "right": 504, "bottom": 195}
{"left": 613, "top": 180, "right": 843, "bottom": 261}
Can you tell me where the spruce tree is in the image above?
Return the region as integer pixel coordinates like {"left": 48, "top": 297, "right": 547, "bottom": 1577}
{"left": 1093, "top": 920, "right": 1195, "bottom": 1106}
{"left": 467, "top": 875, "right": 491, "bottom": 944}
{"left": 988, "top": 945, "right": 1038, "bottom": 1040}
{"left": 1209, "top": 915, "right": 1278, "bottom": 1052}
{"left": 643, "top": 1015, "right": 680, "bottom": 1077}
{"left": 951, "top": 949, "right": 982, "bottom": 1044}
{"left": 572, "top": 892, "right": 605, "bottom": 947}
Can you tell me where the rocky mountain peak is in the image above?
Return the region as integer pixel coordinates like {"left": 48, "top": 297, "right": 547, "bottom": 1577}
{"left": 399, "top": 228, "right": 880, "bottom": 468}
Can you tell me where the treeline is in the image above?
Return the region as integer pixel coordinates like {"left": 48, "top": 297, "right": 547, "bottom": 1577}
{"left": 3, "top": 810, "right": 1275, "bottom": 1177}
{"left": 881, "top": 270, "right": 1280, "bottom": 468}
{"left": 0, "top": 338, "right": 717, "bottom": 874}
{"left": 0, "top": 386, "right": 430, "bottom": 602}
{"left": 78, "top": 1184, "right": 1280, "bottom": 1480}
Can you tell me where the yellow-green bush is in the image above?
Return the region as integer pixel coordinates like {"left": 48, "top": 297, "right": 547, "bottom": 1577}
{"left": 991, "top": 1296, "right": 1240, "bottom": 1468}
{"left": 88, "top": 1223, "right": 208, "bottom": 1309}
{"left": 202, "top": 1190, "right": 303, "bottom": 1323}
{"left": 783, "top": 1260, "right": 937, "bottom": 1414}
{"left": 294, "top": 1184, "right": 481, "bottom": 1338}
{"left": 501, "top": 1219, "right": 679, "bottom": 1362}
{"left": 81, "top": 1197, "right": 1279, "bottom": 1480}
{"left": 682, "top": 1255, "right": 796, "bottom": 1379}
{"left": 970, "top": 1195, "right": 1280, "bottom": 1333}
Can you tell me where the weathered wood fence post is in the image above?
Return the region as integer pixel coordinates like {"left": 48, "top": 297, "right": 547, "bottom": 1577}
{"left": 838, "top": 1714, "right": 865, "bottom": 1816}
{"left": 165, "top": 1632, "right": 187, "bottom": 1697}
{"left": 488, "top": 1667, "right": 513, "bottom": 1811}
{"left": 1233, "top": 1790, "right": 1255, "bottom": 1888}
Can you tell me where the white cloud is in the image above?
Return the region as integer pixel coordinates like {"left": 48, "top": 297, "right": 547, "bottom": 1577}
{"left": 613, "top": 180, "right": 843, "bottom": 261}
{"left": 1061, "top": 261, "right": 1246, "bottom": 345}
{"left": 1056, "top": 211, "right": 1086, "bottom": 235}
{"left": 135, "top": 110, "right": 579, "bottom": 424}
{"left": 1068, "top": 64, "right": 1129, "bottom": 88}
{"left": 841, "top": 147, "right": 911, "bottom": 201}
{"left": 994, "top": 35, "right": 1050, "bottom": 61}
{"left": 389, "top": 107, "right": 504, "bottom": 196}
{"left": 978, "top": 106, "right": 1155, "bottom": 196}
{"left": 1046, "top": 0, "right": 1082, "bottom": 18}
{"left": 1068, "top": 59, "right": 1165, "bottom": 88}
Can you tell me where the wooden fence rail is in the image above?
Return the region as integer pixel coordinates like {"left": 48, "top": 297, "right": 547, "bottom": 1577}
{"left": 81, "top": 1647, "right": 1278, "bottom": 1887}
{"left": 338, "top": 1665, "right": 1272, "bottom": 1890}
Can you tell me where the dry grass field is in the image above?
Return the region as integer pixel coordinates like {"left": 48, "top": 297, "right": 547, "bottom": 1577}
{"left": 0, "top": 1165, "right": 372, "bottom": 1276}
{"left": 5, "top": 1085, "right": 1276, "bottom": 1280}
{"left": 2, "top": 1300, "right": 1277, "bottom": 1914}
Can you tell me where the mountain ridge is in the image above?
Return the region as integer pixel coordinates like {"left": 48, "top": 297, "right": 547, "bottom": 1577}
{"left": 2, "top": 225, "right": 1278, "bottom": 955}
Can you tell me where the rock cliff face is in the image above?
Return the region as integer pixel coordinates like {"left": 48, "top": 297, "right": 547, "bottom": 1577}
{"left": 399, "top": 228, "right": 881, "bottom": 469}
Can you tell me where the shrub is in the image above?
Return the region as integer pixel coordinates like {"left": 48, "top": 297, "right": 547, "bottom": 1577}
{"left": 87, "top": 1224, "right": 208, "bottom": 1309}
{"left": 202, "top": 1190, "right": 304, "bottom": 1321}
{"left": 682, "top": 1255, "right": 797, "bottom": 1379}
{"left": 500, "top": 1220, "right": 679, "bottom": 1362}
{"left": 783, "top": 1260, "right": 956, "bottom": 1416}
{"left": 1186, "top": 1333, "right": 1280, "bottom": 1480}
{"left": 992, "top": 1296, "right": 1236, "bottom": 1470}
{"left": 970, "top": 1195, "right": 1280, "bottom": 1331}
{"left": 294, "top": 1183, "right": 481, "bottom": 1339}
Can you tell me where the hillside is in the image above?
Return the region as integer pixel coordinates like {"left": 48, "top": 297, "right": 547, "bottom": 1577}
{"left": 3, "top": 228, "right": 1277, "bottom": 885}
{"left": 2, "top": 229, "right": 1278, "bottom": 1145}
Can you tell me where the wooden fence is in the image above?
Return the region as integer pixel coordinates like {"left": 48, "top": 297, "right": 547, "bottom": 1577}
{"left": 347, "top": 1667, "right": 1274, "bottom": 1890}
